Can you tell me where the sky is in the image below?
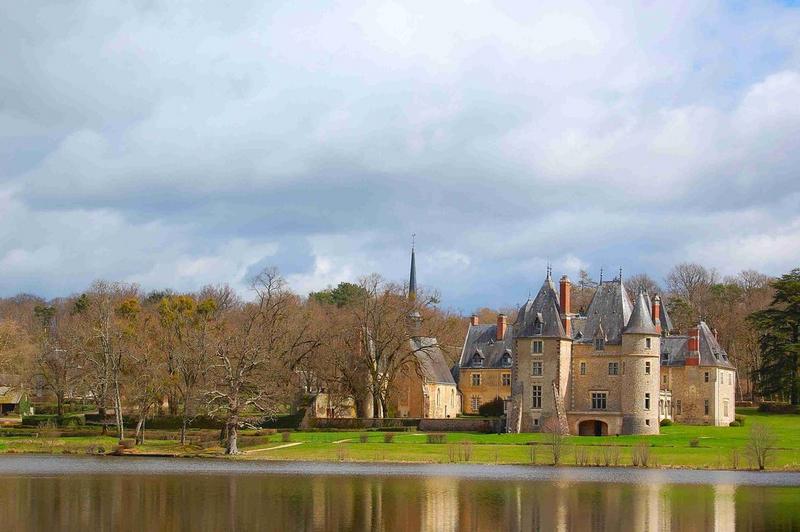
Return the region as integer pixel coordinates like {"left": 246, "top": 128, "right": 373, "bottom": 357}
{"left": 1, "top": 1, "right": 799, "bottom": 313}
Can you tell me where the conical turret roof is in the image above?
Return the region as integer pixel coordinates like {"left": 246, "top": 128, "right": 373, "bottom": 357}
{"left": 623, "top": 289, "right": 658, "bottom": 335}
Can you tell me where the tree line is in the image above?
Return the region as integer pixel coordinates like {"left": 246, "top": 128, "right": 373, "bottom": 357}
{"left": 0, "top": 269, "right": 460, "bottom": 454}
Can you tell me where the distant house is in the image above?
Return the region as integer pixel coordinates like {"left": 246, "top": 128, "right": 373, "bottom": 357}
{"left": 455, "top": 314, "right": 513, "bottom": 414}
{"left": 0, "top": 386, "right": 28, "bottom": 415}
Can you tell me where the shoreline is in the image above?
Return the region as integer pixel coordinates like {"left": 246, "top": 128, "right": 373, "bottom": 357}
{"left": 2, "top": 453, "right": 800, "bottom": 485}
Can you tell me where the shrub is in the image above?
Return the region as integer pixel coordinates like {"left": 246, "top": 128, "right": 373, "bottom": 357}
{"left": 478, "top": 397, "right": 505, "bottom": 417}
{"left": 574, "top": 446, "right": 589, "bottom": 466}
{"left": 22, "top": 414, "right": 85, "bottom": 427}
{"left": 281, "top": 431, "right": 292, "bottom": 443}
{"left": 659, "top": 418, "right": 673, "bottom": 427}
{"left": 757, "top": 403, "right": 800, "bottom": 414}
{"left": 735, "top": 414, "right": 746, "bottom": 426}
{"left": 729, "top": 420, "right": 741, "bottom": 427}
{"left": 689, "top": 437, "right": 701, "bottom": 448}
{"left": 459, "top": 441, "right": 473, "bottom": 462}
{"left": 359, "top": 433, "right": 369, "bottom": 443}
{"left": 383, "top": 433, "right": 395, "bottom": 443}
{"left": 426, "top": 433, "right": 446, "bottom": 444}
{"left": 632, "top": 442, "right": 650, "bottom": 467}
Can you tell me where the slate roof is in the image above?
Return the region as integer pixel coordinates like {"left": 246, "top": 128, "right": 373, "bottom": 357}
{"left": 514, "top": 274, "right": 568, "bottom": 339}
{"left": 577, "top": 278, "right": 632, "bottom": 345}
{"left": 643, "top": 292, "right": 674, "bottom": 334}
{"left": 410, "top": 337, "right": 458, "bottom": 385}
{"left": 660, "top": 321, "right": 735, "bottom": 369}
{"left": 458, "top": 324, "right": 514, "bottom": 372}
{"left": 624, "top": 290, "right": 658, "bottom": 335}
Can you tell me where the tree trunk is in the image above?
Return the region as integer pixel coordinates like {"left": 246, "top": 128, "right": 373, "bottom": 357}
{"left": 180, "top": 418, "right": 187, "bottom": 445}
{"left": 56, "top": 393, "right": 65, "bottom": 417}
{"left": 135, "top": 415, "right": 145, "bottom": 445}
{"left": 225, "top": 421, "right": 238, "bottom": 455}
{"left": 99, "top": 406, "right": 108, "bottom": 435}
{"left": 113, "top": 379, "right": 124, "bottom": 442}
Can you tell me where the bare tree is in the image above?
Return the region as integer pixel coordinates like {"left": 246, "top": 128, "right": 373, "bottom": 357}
{"left": 206, "top": 269, "right": 318, "bottom": 455}
{"left": 340, "top": 275, "right": 439, "bottom": 418}
{"left": 33, "top": 302, "right": 82, "bottom": 417}
{"left": 624, "top": 273, "right": 662, "bottom": 298}
{"left": 746, "top": 423, "right": 777, "bottom": 470}
{"left": 543, "top": 418, "right": 565, "bottom": 465}
{"left": 158, "top": 294, "right": 217, "bottom": 444}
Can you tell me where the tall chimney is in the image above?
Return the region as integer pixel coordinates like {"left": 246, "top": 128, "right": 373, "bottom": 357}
{"left": 686, "top": 326, "right": 700, "bottom": 365}
{"left": 652, "top": 295, "right": 662, "bottom": 335}
{"left": 496, "top": 314, "right": 507, "bottom": 341}
{"left": 559, "top": 275, "right": 571, "bottom": 335}
{"left": 470, "top": 314, "right": 479, "bottom": 326}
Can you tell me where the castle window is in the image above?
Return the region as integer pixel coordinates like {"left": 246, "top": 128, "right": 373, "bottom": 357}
{"left": 470, "top": 396, "right": 480, "bottom": 412}
{"left": 502, "top": 373, "right": 511, "bottom": 386}
{"left": 532, "top": 341, "right": 543, "bottom": 354}
{"left": 662, "top": 375, "right": 667, "bottom": 384}
{"left": 644, "top": 393, "right": 651, "bottom": 410}
{"left": 472, "top": 353, "right": 484, "bottom": 367}
{"left": 723, "top": 400, "right": 729, "bottom": 417}
{"left": 594, "top": 338, "right": 605, "bottom": 351}
{"left": 591, "top": 392, "right": 607, "bottom": 410}
{"left": 501, "top": 353, "right": 512, "bottom": 367}
{"left": 580, "top": 362, "right": 586, "bottom": 375}
{"left": 646, "top": 338, "right": 652, "bottom": 349}
{"left": 704, "top": 400, "right": 710, "bottom": 416}
{"left": 471, "top": 373, "right": 481, "bottom": 386}
{"left": 533, "top": 417, "right": 539, "bottom": 426}
{"left": 533, "top": 317, "right": 543, "bottom": 335}
{"left": 531, "top": 385, "right": 542, "bottom": 409}
{"left": 608, "top": 362, "right": 619, "bottom": 375}
{"left": 645, "top": 419, "right": 650, "bottom": 426}
{"left": 532, "top": 361, "right": 543, "bottom": 376}
{"left": 704, "top": 372, "right": 709, "bottom": 382}
{"left": 676, "top": 400, "right": 682, "bottom": 415}
{"left": 645, "top": 361, "right": 651, "bottom": 375}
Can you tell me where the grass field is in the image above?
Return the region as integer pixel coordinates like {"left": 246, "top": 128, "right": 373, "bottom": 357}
{"left": 1, "top": 409, "right": 799, "bottom": 471}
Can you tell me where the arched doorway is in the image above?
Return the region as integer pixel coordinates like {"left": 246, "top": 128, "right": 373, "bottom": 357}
{"left": 578, "top": 420, "right": 608, "bottom": 436}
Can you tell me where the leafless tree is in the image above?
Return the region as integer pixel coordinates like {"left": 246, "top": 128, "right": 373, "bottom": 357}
{"left": 206, "top": 269, "right": 318, "bottom": 454}
{"left": 746, "top": 423, "right": 777, "bottom": 470}
{"left": 340, "top": 274, "right": 439, "bottom": 418}
{"left": 624, "top": 273, "right": 662, "bottom": 298}
{"left": 158, "top": 294, "right": 218, "bottom": 444}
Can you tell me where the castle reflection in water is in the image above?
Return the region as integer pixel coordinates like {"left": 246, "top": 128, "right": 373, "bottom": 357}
{"left": 3, "top": 470, "right": 798, "bottom": 531}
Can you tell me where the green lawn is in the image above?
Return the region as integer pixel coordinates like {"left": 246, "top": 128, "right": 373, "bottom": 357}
{"left": 1, "top": 409, "right": 798, "bottom": 471}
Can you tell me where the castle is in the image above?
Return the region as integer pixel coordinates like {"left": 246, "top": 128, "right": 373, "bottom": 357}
{"left": 459, "top": 270, "right": 736, "bottom": 435}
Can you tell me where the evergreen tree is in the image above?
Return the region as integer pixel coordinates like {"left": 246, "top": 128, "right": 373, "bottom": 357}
{"left": 749, "top": 269, "right": 800, "bottom": 405}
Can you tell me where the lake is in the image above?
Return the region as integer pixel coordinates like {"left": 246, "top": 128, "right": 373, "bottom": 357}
{"left": 1, "top": 456, "right": 799, "bottom": 531}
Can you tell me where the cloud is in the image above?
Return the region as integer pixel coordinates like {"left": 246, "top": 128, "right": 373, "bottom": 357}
{"left": 1, "top": 1, "right": 799, "bottom": 310}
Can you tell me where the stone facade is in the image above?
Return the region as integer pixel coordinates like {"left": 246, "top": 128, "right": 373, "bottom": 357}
{"left": 504, "top": 272, "right": 734, "bottom": 435}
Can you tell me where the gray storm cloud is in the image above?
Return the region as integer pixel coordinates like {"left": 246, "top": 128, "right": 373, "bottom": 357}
{"left": 1, "top": 0, "right": 799, "bottom": 310}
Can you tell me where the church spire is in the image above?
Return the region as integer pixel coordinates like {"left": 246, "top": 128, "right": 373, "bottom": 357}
{"left": 408, "top": 234, "right": 417, "bottom": 301}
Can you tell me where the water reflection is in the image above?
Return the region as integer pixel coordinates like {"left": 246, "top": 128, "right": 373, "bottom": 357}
{"left": 1, "top": 469, "right": 799, "bottom": 531}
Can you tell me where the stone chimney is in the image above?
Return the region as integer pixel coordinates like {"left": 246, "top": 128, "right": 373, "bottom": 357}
{"left": 470, "top": 314, "right": 479, "bottom": 326}
{"left": 559, "top": 275, "right": 572, "bottom": 336}
{"left": 686, "top": 326, "right": 700, "bottom": 365}
{"left": 652, "top": 295, "right": 662, "bottom": 335}
{"left": 496, "top": 314, "right": 507, "bottom": 341}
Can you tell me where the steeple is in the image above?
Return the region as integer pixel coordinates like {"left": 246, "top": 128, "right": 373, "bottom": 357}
{"left": 408, "top": 234, "right": 417, "bottom": 301}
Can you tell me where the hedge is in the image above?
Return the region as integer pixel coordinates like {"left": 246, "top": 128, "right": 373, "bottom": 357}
{"left": 757, "top": 403, "right": 800, "bottom": 414}
{"left": 21, "top": 414, "right": 85, "bottom": 427}
{"left": 121, "top": 415, "right": 225, "bottom": 430}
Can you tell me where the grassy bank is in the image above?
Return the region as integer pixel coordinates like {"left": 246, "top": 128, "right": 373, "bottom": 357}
{"left": 1, "top": 409, "right": 799, "bottom": 471}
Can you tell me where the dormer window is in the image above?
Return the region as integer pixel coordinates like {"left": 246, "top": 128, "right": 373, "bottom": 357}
{"left": 594, "top": 338, "right": 605, "bottom": 351}
{"left": 472, "top": 353, "right": 484, "bottom": 368}
{"left": 501, "top": 352, "right": 512, "bottom": 367}
{"left": 533, "top": 313, "right": 543, "bottom": 335}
